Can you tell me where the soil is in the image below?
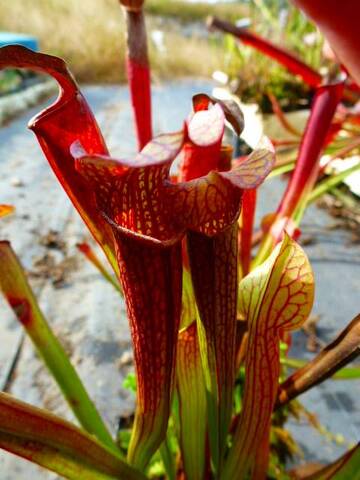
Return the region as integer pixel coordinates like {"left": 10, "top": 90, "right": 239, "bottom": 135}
{"left": 317, "top": 192, "right": 360, "bottom": 245}
{"left": 29, "top": 230, "right": 78, "bottom": 288}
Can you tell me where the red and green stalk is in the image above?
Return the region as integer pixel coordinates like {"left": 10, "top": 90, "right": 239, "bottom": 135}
{"left": 73, "top": 110, "right": 274, "bottom": 474}
{"left": 187, "top": 223, "right": 238, "bottom": 473}
{"left": 254, "top": 81, "right": 344, "bottom": 266}
{"left": 120, "top": 0, "right": 152, "bottom": 150}
{"left": 73, "top": 132, "right": 184, "bottom": 470}
{"left": 223, "top": 234, "right": 314, "bottom": 479}
{"left": 174, "top": 269, "right": 207, "bottom": 480}
{"left": 178, "top": 99, "right": 274, "bottom": 474}
{"left": 180, "top": 101, "right": 237, "bottom": 472}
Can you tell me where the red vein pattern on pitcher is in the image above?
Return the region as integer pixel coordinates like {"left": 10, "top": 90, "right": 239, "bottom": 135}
{"left": 223, "top": 234, "right": 314, "bottom": 479}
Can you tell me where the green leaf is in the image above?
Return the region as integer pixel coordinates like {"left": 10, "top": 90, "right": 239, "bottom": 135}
{"left": 0, "top": 241, "right": 117, "bottom": 453}
{"left": 268, "top": 162, "right": 295, "bottom": 178}
{"left": 307, "top": 162, "right": 360, "bottom": 204}
{"left": 0, "top": 392, "right": 145, "bottom": 480}
{"left": 159, "top": 434, "right": 176, "bottom": 480}
{"left": 123, "top": 372, "right": 137, "bottom": 393}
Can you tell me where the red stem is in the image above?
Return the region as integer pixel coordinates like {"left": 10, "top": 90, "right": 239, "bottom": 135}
{"left": 124, "top": 8, "right": 152, "bottom": 150}
{"left": 240, "top": 189, "right": 257, "bottom": 277}
{"left": 208, "top": 16, "right": 359, "bottom": 103}
{"left": 208, "top": 16, "right": 322, "bottom": 88}
{"left": 277, "top": 82, "right": 344, "bottom": 218}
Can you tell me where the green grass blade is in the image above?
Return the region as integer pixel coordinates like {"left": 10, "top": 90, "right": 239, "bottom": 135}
{"left": 307, "top": 162, "right": 360, "bottom": 204}
{"left": 0, "top": 241, "right": 117, "bottom": 454}
{"left": 159, "top": 434, "right": 176, "bottom": 480}
{"left": 268, "top": 162, "right": 295, "bottom": 178}
{"left": 176, "top": 322, "right": 207, "bottom": 480}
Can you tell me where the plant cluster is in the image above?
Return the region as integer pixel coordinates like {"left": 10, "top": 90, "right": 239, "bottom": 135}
{"left": 0, "top": 1, "right": 359, "bottom": 479}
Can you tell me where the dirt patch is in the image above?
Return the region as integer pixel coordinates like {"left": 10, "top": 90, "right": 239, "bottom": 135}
{"left": 317, "top": 192, "right": 360, "bottom": 244}
{"left": 302, "top": 314, "right": 324, "bottom": 353}
{"left": 30, "top": 253, "right": 78, "bottom": 288}
{"left": 39, "top": 230, "right": 66, "bottom": 252}
{"left": 28, "top": 230, "right": 78, "bottom": 287}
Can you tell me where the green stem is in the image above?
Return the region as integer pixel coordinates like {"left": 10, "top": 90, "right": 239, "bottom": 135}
{"left": 332, "top": 187, "right": 358, "bottom": 209}
{"left": 31, "top": 316, "right": 118, "bottom": 453}
{"left": 251, "top": 233, "right": 274, "bottom": 269}
{"left": 159, "top": 433, "right": 176, "bottom": 480}
{"left": 267, "top": 161, "right": 295, "bottom": 178}
{"left": 307, "top": 162, "right": 360, "bottom": 204}
{"left": 0, "top": 242, "right": 119, "bottom": 455}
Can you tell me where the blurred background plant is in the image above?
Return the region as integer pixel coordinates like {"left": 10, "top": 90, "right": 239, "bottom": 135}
{"left": 0, "top": 0, "right": 247, "bottom": 84}
{"left": 216, "top": 0, "right": 326, "bottom": 112}
{"left": 0, "top": 0, "right": 334, "bottom": 112}
{"left": 0, "top": 70, "right": 22, "bottom": 94}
